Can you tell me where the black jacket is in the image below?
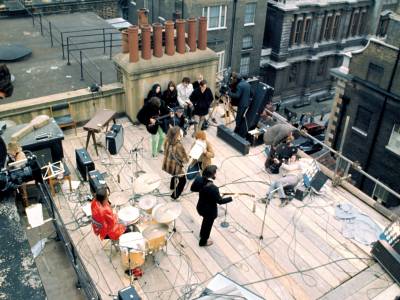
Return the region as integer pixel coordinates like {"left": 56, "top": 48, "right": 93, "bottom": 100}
{"left": 191, "top": 176, "right": 232, "bottom": 219}
{"left": 190, "top": 88, "right": 213, "bottom": 116}
{"left": 162, "top": 89, "right": 179, "bottom": 108}
{"left": 229, "top": 79, "right": 251, "bottom": 109}
{"left": 137, "top": 100, "right": 169, "bottom": 134}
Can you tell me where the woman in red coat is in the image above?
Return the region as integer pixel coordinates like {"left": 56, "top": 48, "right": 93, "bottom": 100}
{"left": 91, "top": 186, "right": 126, "bottom": 240}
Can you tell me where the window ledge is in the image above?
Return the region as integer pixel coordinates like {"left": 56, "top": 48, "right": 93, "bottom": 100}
{"left": 242, "top": 48, "right": 254, "bottom": 52}
{"left": 207, "top": 27, "right": 227, "bottom": 31}
{"left": 244, "top": 23, "right": 255, "bottom": 27}
{"left": 351, "top": 126, "right": 368, "bottom": 137}
{"left": 385, "top": 145, "right": 400, "bottom": 157}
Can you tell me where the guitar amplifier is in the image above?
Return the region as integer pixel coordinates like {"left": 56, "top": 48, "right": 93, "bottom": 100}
{"left": 75, "top": 148, "right": 95, "bottom": 181}
{"left": 106, "top": 124, "right": 124, "bottom": 155}
{"left": 118, "top": 286, "right": 141, "bottom": 300}
{"left": 310, "top": 171, "right": 328, "bottom": 191}
{"left": 88, "top": 170, "right": 107, "bottom": 194}
{"left": 217, "top": 125, "right": 250, "bottom": 155}
{"left": 371, "top": 240, "right": 400, "bottom": 285}
{"left": 294, "top": 186, "right": 308, "bottom": 201}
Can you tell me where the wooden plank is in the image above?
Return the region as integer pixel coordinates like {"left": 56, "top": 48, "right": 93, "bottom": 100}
{"left": 372, "top": 283, "right": 400, "bottom": 300}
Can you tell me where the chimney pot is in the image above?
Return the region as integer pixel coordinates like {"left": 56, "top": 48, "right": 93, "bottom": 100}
{"left": 176, "top": 19, "right": 186, "bottom": 54}
{"left": 198, "top": 16, "right": 207, "bottom": 50}
{"left": 137, "top": 8, "right": 149, "bottom": 27}
{"left": 187, "top": 17, "right": 196, "bottom": 52}
{"left": 153, "top": 23, "right": 163, "bottom": 58}
{"left": 141, "top": 24, "right": 152, "bottom": 60}
{"left": 128, "top": 25, "right": 139, "bottom": 63}
{"left": 165, "top": 20, "right": 175, "bottom": 56}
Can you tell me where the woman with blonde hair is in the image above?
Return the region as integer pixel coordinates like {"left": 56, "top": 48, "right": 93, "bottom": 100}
{"left": 192, "top": 130, "right": 214, "bottom": 171}
{"left": 162, "top": 126, "right": 189, "bottom": 199}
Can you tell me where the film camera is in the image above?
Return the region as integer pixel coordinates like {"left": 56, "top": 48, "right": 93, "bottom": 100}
{"left": 0, "top": 137, "right": 42, "bottom": 195}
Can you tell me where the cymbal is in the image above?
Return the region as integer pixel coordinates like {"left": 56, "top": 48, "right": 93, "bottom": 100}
{"left": 152, "top": 202, "right": 182, "bottom": 224}
{"left": 142, "top": 223, "right": 169, "bottom": 240}
{"left": 133, "top": 174, "right": 161, "bottom": 194}
{"left": 109, "top": 190, "right": 130, "bottom": 207}
{"left": 138, "top": 195, "right": 157, "bottom": 210}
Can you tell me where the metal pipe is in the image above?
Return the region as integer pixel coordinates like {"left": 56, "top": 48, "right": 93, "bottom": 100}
{"left": 228, "top": 0, "right": 237, "bottom": 66}
{"left": 103, "top": 28, "right": 106, "bottom": 54}
{"left": 49, "top": 21, "right": 53, "bottom": 47}
{"left": 67, "top": 37, "right": 70, "bottom": 65}
{"left": 100, "top": 71, "right": 103, "bottom": 87}
{"left": 39, "top": 14, "right": 43, "bottom": 35}
{"left": 109, "top": 33, "right": 113, "bottom": 60}
{"left": 334, "top": 116, "right": 350, "bottom": 175}
{"left": 79, "top": 51, "right": 84, "bottom": 81}
{"left": 61, "top": 32, "right": 65, "bottom": 60}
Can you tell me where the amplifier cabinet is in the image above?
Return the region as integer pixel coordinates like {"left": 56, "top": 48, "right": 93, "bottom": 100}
{"left": 88, "top": 170, "right": 106, "bottom": 194}
{"left": 75, "top": 148, "right": 95, "bottom": 181}
{"left": 106, "top": 124, "right": 124, "bottom": 155}
{"left": 217, "top": 125, "right": 250, "bottom": 155}
{"left": 118, "top": 286, "right": 141, "bottom": 300}
{"left": 371, "top": 240, "right": 400, "bottom": 285}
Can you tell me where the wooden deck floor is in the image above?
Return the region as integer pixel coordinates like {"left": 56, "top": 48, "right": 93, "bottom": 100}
{"left": 54, "top": 114, "right": 399, "bottom": 300}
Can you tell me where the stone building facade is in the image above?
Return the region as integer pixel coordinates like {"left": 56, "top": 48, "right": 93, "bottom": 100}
{"left": 330, "top": 12, "right": 400, "bottom": 207}
{"left": 129, "top": 0, "right": 268, "bottom": 77}
{"left": 261, "top": 0, "right": 373, "bottom": 104}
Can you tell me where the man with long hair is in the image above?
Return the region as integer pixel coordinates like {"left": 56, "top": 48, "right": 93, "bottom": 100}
{"left": 0, "top": 64, "right": 14, "bottom": 99}
{"left": 162, "top": 126, "right": 189, "bottom": 200}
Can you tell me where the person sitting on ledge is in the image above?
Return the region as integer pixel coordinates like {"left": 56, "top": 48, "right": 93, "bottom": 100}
{"left": 91, "top": 186, "right": 126, "bottom": 240}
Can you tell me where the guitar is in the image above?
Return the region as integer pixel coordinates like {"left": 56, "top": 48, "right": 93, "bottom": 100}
{"left": 221, "top": 192, "right": 255, "bottom": 198}
{"left": 146, "top": 114, "right": 171, "bottom": 134}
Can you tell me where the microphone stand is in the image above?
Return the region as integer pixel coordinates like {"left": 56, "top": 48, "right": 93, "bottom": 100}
{"left": 220, "top": 203, "right": 229, "bottom": 228}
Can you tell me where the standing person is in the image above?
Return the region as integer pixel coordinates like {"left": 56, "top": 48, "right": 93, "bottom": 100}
{"left": 177, "top": 77, "right": 194, "bottom": 119}
{"left": 192, "top": 74, "right": 203, "bottom": 91}
{"left": 228, "top": 72, "right": 251, "bottom": 137}
{"left": 190, "top": 80, "right": 213, "bottom": 134}
{"left": 145, "top": 83, "right": 162, "bottom": 103}
{"left": 137, "top": 97, "right": 168, "bottom": 157}
{"left": 91, "top": 186, "right": 126, "bottom": 240}
{"left": 191, "top": 131, "right": 214, "bottom": 171}
{"left": 162, "top": 126, "right": 189, "bottom": 200}
{"left": 162, "top": 81, "right": 179, "bottom": 109}
{"left": 190, "top": 165, "right": 232, "bottom": 246}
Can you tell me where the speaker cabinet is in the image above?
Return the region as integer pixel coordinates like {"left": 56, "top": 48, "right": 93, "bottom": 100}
{"left": 118, "top": 286, "right": 141, "bottom": 300}
{"left": 88, "top": 170, "right": 106, "bottom": 194}
{"left": 310, "top": 171, "right": 328, "bottom": 191}
{"left": 75, "top": 148, "right": 95, "bottom": 181}
{"left": 371, "top": 240, "right": 400, "bottom": 285}
{"left": 106, "top": 124, "right": 124, "bottom": 155}
{"left": 217, "top": 125, "right": 250, "bottom": 155}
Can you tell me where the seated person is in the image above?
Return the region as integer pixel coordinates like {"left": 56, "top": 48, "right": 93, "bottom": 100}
{"left": 266, "top": 137, "right": 298, "bottom": 174}
{"left": 145, "top": 83, "right": 162, "bottom": 103}
{"left": 162, "top": 108, "right": 187, "bottom": 134}
{"left": 265, "top": 155, "right": 312, "bottom": 207}
{"left": 162, "top": 81, "right": 179, "bottom": 109}
{"left": 177, "top": 77, "right": 194, "bottom": 119}
{"left": 7, "top": 141, "right": 29, "bottom": 207}
{"left": 91, "top": 186, "right": 126, "bottom": 240}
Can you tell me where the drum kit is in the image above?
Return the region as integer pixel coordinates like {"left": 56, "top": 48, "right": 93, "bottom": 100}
{"left": 115, "top": 193, "right": 183, "bottom": 275}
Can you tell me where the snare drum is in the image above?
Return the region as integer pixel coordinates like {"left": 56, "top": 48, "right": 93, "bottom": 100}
{"left": 119, "top": 232, "right": 146, "bottom": 268}
{"left": 118, "top": 206, "right": 140, "bottom": 226}
{"left": 138, "top": 195, "right": 157, "bottom": 214}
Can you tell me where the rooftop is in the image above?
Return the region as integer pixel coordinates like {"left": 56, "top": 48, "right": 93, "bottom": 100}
{"left": 51, "top": 111, "right": 399, "bottom": 299}
{"left": 0, "top": 12, "right": 119, "bottom": 104}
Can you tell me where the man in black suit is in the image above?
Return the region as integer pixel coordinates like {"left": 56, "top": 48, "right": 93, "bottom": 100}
{"left": 191, "top": 165, "right": 232, "bottom": 247}
{"left": 228, "top": 72, "right": 251, "bottom": 137}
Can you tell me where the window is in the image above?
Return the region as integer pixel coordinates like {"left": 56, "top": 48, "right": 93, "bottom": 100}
{"left": 244, "top": 3, "right": 256, "bottom": 25}
{"left": 323, "top": 15, "right": 333, "bottom": 40}
{"left": 288, "top": 64, "right": 298, "bottom": 83}
{"left": 242, "top": 35, "right": 253, "bottom": 49}
{"left": 317, "top": 59, "right": 327, "bottom": 76}
{"left": 240, "top": 55, "right": 250, "bottom": 76}
{"left": 332, "top": 14, "right": 341, "bottom": 39}
{"left": 386, "top": 123, "right": 400, "bottom": 155}
{"left": 294, "top": 19, "right": 303, "bottom": 44}
{"left": 352, "top": 106, "right": 372, "bottom": 136}
{"left": 350, "top": 11, "right": 360, "bottom": 36}
{"left": 216, "top": 51, "right": 225, "bottom": 73}
{"left": 359, "top": 10, "right": 367, "bottom": 35}
{"left": 377, "top": 17, "right": 389, "bottom": 37}
{"left": 366, "top": 63, "right": 384, "bottom": 85}
{"left": 202, "top": 5, "right": 227, "bottom": 30}
{"left": 302, "top": 18, "right": 312, "bottom": 44}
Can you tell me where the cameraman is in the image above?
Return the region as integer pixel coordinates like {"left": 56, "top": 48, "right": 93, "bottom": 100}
{"left": 228, "top": 72, "right": 251, "bottom": 137}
